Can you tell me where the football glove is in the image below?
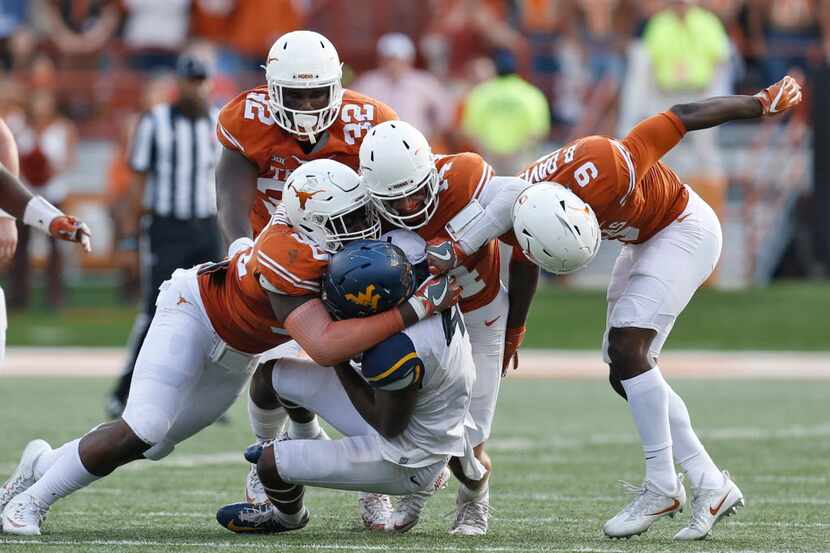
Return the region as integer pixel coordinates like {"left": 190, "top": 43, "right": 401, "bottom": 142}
{"left": 49, "top": 215, "right": 92, "bottom": 252}
{"left": 426, "top": 238, "right": 466, "bottom": 275}
{"left": 406, "top": 273, "right": 461, "bottom": 321}
{"left": 502, "top": 325, "right": 526, "bottom": 375}
{"left": 755, "top": 75, "right": 802, "bottom": 116}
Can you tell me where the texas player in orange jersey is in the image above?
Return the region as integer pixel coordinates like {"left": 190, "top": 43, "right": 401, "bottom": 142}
{"left": 356, "top": 121, "right": 542, "bottom": 535}
{"left": 427, "top": 76, "right": 803, "bottom": 541}
{"left": 0, "top": 117, "right": 91, "bottom": 363}
{"left": 213, "top": 29, "right": 398, "bottom": 494}
{"left": 0, "top": 159, "right": 460, "bottom": 536}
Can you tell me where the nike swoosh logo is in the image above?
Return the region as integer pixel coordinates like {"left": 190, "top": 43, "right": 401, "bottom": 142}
{"left": 675, "top": 213, "right": 691, "bottom": 224}
{"left": 226, "top": 520, "right": 258, "bottom": 533}
{"left": 709, "top": 493, "right": 730, "bottom": 516}
{"left": 430, "top": 248, "right": 452, "bottom": 261}
{"left": 647, "top": 498, "right": 680, "bottom": 517}
{"left": 3, "top": 515, "right": 25, "bottom": 528}
{"left": 409, "top": 476, "right": 419, "bottom": 486}
{"left": 484, "top": 316, "right": 500, "bottom": 327}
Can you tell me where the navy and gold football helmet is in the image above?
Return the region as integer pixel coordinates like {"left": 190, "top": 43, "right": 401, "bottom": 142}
{"left": 322, "top": 239, "right": 416, "bottom": 319}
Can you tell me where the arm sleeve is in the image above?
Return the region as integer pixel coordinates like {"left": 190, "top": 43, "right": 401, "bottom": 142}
{"left": 284, "top": 299, "right": 406, "bottom": 367}
{"left": 620, "top": 111, "right": 687, "bottom": 185}
{"left": 129, "top": 113, "right": 154, "bottom": 173}
{"left": 361, "top": 333, "right": 424, "bottom": 391}
{"left": 454, "top": 176, "right": 532, "bottom": 255}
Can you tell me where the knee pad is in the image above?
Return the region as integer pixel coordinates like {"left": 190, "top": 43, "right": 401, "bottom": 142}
{"left": 123, "top": 404, "right": 172, "bottom": 446}
{"left": 143, "top": 439, "right": 175, "bottom": 461}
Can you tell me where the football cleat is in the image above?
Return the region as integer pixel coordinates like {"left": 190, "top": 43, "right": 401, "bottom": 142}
{"left": 245, "top": 466, "right": 268, "bottom": 504}
{"left": 674, "top": 471, "right": 744, "bottom": 540}
{"left": 1, "top": 439, "right": 51, "bottom": 514}
{"left": 2, "top": 493, "right": 49, "bottom": 536}
{"left": 359, "top": 493, "right": 392, "bottom": 531}
{"left": 449, "top": 487, "right": 490, "bottom": 536}
{"left": 217, "top": 502, "right": 308, "bottom": 534}
{"left": 603, "top": 474, "right": 686, "bottom": 539}
{"left": 373, "top": 466, "right": 452, "bottom": 533}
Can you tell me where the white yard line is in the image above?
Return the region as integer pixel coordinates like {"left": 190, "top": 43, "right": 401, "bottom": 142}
{"left": 2, "top": 348, "right": 830, "bottom": 379}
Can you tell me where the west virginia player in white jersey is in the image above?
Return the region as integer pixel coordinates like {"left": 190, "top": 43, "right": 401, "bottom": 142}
{"left": 216, "top": 231, "right": 479, "bottom": 534}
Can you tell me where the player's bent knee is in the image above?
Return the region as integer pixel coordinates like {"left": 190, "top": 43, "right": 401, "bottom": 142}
{"left": 143, "top": 439, "right": 175, "bottom": 461}
{"left": 250, "top": 361, "right": 280, "bottom": 409}
{"left": 122, "top": 403, "right": 173, "bottom": 446}
{"left": 606, "top": 327, "right": 655, "bottom": 379}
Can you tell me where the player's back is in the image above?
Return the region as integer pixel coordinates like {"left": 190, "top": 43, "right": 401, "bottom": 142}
{"left": 519, "top": 112, "right": 690, "bottom": 244}
{"left": 217, "top": 87, "right": 398, "bottom": 237}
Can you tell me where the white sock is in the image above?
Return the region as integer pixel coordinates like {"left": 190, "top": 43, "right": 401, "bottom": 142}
{"left": 287, "top": 417, "right": 320, "bottom": 440}
{"left": 667, "top": 386, "right": 724, "bottom": 489}
{"left": 25, "top": 440, "right": 99, "bottom": 507}
{"left": 621, "top": 367, "right": 676, "bottom": 495}
{"left": 32, "top": 439, "right": 80, "bottom": 480}
{"left": 248, "top": 397, "right": 287, "bottom": 442}
{"left": 458, "top": 479, "right": 488, "bottom": 502}
{"left": 274, "top": 505, "right": 308, "bottom": 527}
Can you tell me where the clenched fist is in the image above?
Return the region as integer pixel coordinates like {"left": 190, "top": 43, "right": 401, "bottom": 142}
{"left": 49, "top": 215, "right": 92, "bottom": 252}
{"left": 426, "top": 238, "right": 466, "bottom": 275}
{"left": 406, "top": 273, "right": 462, "bottom": 321}
{"left": 755, "top": 75, "right": 802, "bottom": 115}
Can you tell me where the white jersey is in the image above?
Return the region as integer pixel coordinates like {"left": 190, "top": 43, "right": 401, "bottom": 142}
{"left": 375, "top": 306, "right": 476, "bottom": 467}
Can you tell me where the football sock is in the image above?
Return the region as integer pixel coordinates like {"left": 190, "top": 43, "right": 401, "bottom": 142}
{"left": 621, "top": 367, "right": 677, "bottom": 495}
{"left": 248, "top": 397, "right": 287, "bottom": 443}
{"left": 287, "top": 417, "right": 321, "bottom": 440}
{"left": 32, "top": 439, "right": 79, "bottom": 480}
{"left": 458, "top": 479, "right": 489, "bottom": 503}
{"left": 666, "top": 385, "right": 724, "bottom": 489}
{"left": 274, "top": 504, "right": 308, "bottom": 527}
{"left": 25, "top": 440, "right": 99, "bottom": 507}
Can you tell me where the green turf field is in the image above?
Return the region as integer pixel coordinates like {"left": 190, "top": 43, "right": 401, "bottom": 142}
{"left": 1, "top": 377, "right": 828, "bottom": 552}
{"left": 6, "top": 281, "right": 830, "bottom": 350}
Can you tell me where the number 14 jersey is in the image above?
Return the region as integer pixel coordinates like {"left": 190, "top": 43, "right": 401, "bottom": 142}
{"left": 519, "top": 111, "right": 690, "bottom": 244}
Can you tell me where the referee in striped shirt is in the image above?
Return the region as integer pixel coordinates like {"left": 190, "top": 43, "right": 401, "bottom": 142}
{"left": 107, "top": 53, "right": 222, "bottom": 417}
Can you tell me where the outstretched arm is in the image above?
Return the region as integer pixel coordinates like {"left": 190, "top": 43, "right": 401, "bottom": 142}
{"left": 670, "top": 75, "right": 802, "bottom": 132}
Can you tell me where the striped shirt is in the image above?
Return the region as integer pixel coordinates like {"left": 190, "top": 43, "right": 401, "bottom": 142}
{"left": 130, "top": 103, "right": 220, "bottom": 220}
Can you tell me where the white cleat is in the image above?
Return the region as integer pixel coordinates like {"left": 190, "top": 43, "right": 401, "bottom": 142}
{"left": 2, "top": 494, "right": 49, "bottom": 536}
{"left": 381, "top": 466, "right": 452, "bottom": 533}
{"left": 449, "top": 487, "right": 490, "bottom": 536}
{"left": 0, "top": 439, "right": 51, "bottom": 515}
{"left": 603, "top": 475, "right": 686, "bottom": 539}
{"left": 359, "top": 493, "right": 392, "bottom": 531}
{"left": 674, "top": 471, "right": 744, "bottom": 540}
{"left": 244, "top": 465, "right": 267, "bottom": 504}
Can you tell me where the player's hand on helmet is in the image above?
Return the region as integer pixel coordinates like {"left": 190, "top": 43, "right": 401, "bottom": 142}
{"left": 49, "top": 215, "right": 92, "bottom": 252}
{"left": 426, "top": 238, "right": 466, "bottom": 275}
{"left": 755, "top": 75, "right": 802, "bottom": 116}
{"left": 406, "top": 273, "right": 462, "bottom": 321}
{"left": 502, "top": 326, "right": 526, "bottom": 376}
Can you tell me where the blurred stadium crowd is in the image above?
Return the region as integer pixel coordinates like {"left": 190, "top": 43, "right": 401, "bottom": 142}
{"left": 0, "top": 0, "right": 826, "bottom": 310}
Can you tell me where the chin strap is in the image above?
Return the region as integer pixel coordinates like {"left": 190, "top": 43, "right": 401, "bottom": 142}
{"left": 294, "top": 114, "right": 319, "bottom": 144}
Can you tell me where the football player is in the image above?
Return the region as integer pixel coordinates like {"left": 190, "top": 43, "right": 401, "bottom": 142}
{"left": 0, "top": 116, "right": 91, "bottom": 362}
{"left": 213, "top": 29, "right": 399, "bottom": 491}
{"left": 355, "top": 121, "right": 544, "bottom": 535}
{"left": 0, "top": 160, "right": 458, "bottom": 535}
{"left": 427, "top": 76, "right": 803, "bottom": 540}
{"left": 216, "top": 232, "right": 479, "bottom": 534}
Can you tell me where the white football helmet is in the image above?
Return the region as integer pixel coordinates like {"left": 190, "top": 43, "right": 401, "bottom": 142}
{"left": 358, "top": 121, "right": 439, "bottom": 230}
{"left": 512, "top": 183, "right": 601, "bottom": 275}
{"left": 265, "top": 30, "right": 344, "bottom": 142}
{"left": 283, "top": 159, "right": 380, "bottom": 253}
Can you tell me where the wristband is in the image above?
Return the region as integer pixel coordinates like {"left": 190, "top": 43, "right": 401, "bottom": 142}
{"left": 228, "top": 236, "right": 254, "bottom": 258}
{"left": 406, "top": 296, "right": 429, "bottom": 321}
{"left": 22, "top": 196, "right": 63, "bottom": 234}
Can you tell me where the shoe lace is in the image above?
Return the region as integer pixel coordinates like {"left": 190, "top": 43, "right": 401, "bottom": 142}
{"left": 361, "top": 494, "right": 392, "bottom": 518}
{"left": 248, "top": 468, "right": 263, "bottom": 492}
{"left": 0, "top": 477, "right": 26, "bottom": 504}
{"left": 238, "top": 503, "right": 275, "bottom": 524}
{"left": 453, "top": 497, "right": 491, "bottom": 529}
{"left": 13, "top": 496, "right": 48, "bottom": 525}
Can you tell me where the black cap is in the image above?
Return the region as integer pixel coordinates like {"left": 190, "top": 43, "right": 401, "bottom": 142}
{"left": 176, "top": 53, "right": 210, "bottom": 80}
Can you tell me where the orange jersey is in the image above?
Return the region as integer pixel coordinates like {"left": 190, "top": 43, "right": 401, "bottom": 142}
{"left": 198, "top": 215, "right": 328, "bottom": 353}
{"left": 217, "top": 87, "right": 398, "bottom": 237}
{"left": 519, "top": 112, "right": 690, "bottom": 244}
{"left": 419, "top": 153, "right": 500, "bottom": 313}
